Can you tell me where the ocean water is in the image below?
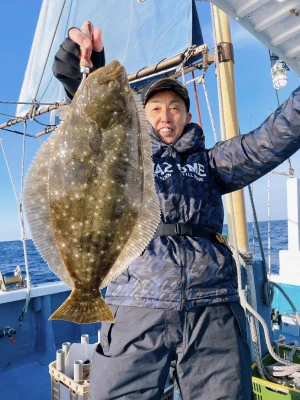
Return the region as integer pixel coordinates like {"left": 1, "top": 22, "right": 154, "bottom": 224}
{"left": 0, "top": 220, "right": 288, "bottom": 285}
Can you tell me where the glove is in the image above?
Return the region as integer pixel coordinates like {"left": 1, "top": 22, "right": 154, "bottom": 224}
{"left": 52, "top": 36, "right": 105, "bottom": 98}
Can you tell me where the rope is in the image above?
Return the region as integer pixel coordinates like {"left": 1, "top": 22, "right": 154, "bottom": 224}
{"left": 267, "top": 174, "right": 271, "bottom": 275}
{"left": 270, "top": 281, "right": 300, "bottom": 325}
{"left": 213, "top": 32, "right": 300, "bottom": 388}
{"left": 175, "top": 45, "right": 196, "bottom": 86}
{"left": 236, "top": 253, "right": 300, "bottom": 386}
{"left": 0, "top": 138, "right": 20, "bottom": 203}
{"left": 192, "top": 71, "right": 202, "bottom": 127}
{"left": 244, "top": 259, "right": 299, "bottom": 385}
{"left": 271, "top": 170, "right": 294, "bottom": 177}
{"left": 243, "top": 176, "right": 300, "bottom": 386}
{"left": 0, "top": 123, "right": 32, "bottom": 326}
{"left": 33, "top": 0, "right": 68, "bottom": 101}
{"left": 28, "top": 99, "right": 38, "bottom": 121}
{"left": 247, "top": 184, "right": 273, "bottom": 306}
{"left": 18, "top": 121, "right": 32, "bottom": 326}
{"left": 198, "top": 74, "right": 219, "bottom": 143}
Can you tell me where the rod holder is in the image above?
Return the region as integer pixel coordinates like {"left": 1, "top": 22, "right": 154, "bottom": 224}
{"left": 81, "top": 334, "right": 89, "bottom": 344}
{"left": 62, "top": 341, "right": 71, "bottom": 356}
{"left": 56, "top": 349, "right": 65, "bottom": 373}
{"left": 74, "top": 360, "right": 83, "bottom": 382}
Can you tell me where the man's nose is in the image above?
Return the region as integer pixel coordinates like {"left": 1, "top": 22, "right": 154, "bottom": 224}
{"left": 160, "top": 108, "right": 171, "bottom": 121}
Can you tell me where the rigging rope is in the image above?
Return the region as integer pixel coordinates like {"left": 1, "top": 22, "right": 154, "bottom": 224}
{"left": 0, "top": 138, "right": 20, "bottom": 202}
{"left": 0, "top": 123, "right": 32, "bottom": 326}
{"left": 270, "top": 281, "right": 300, "bottom": 326}
{"left": 245, "top": 165, "right": 300, "bottom": 386}
{"left": 267, "top": 174, "right": 271, "bottom": 275}
{"left": 197, "top": 73, "right": 219, "bottom": 143}
{"left": 248, "top": 184, "right": 273, "bottom": 306}
{"left": 18, "top": 121, "right": 31, "bottom": 326}
{"left": 33, "top": 0, "right": 68, "bottom": 101}
{"left": 192, "top": 71, "right": 202, "bottom": 127}
{"left": 210, "top": 3, "right": 300, "bottom": 388}
{"left": 235, "top": 250, "right": 300, "bottom": 386}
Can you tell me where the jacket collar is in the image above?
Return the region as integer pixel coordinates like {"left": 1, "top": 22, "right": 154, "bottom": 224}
{"left": 150, "top": 123, "right": 205, "bottom": 157}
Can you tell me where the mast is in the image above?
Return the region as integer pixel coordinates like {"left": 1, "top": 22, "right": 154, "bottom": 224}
{"left": 211, "top": 5, "right": 249, "bottom": 252}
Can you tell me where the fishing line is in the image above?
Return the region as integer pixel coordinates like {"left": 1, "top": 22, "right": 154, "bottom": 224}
{"left": 0, "top": 125, "right": 33, "bottom": 325}
{"left": 119, "top": 0, "right": 134, "bottom": 67}
{"left": 0, "top": 127, "right": 36, "bottom": 138}
{"left": 33, "top": 0, "right": 69, "bottom": 101}
{"left": 33, "top": 118, "right": 57, "bottom": 127}
{"left": 0, "top": 101, "right": 57, "bottom": 105}
{"left": 18, "top": 120, "right": 32, "bottom": 326}
{"left": 197, "top": 73, "right": 219, "bottom": 143}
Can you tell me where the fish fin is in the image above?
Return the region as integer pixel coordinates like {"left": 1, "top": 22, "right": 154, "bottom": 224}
{"left": 49, "top": 289, "right": 114, "bottom": 324}
{"left": 23, "top": 131, "right": 73, "bottom": 287}
{"left": 55, "top": 104, "right": 70, "bottom": 121}
{"left": 100, "top": 93, "right": 161, "bottom": 288}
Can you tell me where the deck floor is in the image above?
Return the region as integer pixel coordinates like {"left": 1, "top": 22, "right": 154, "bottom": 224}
{"left": 0, "top": 360, "right": 50, "bottom": 400}
{"left": 0, "top": 330, "right": 299, "bottom": 400}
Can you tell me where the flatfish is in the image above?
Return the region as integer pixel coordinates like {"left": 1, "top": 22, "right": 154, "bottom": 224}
{"left": 23, "top": 60, "right": 160, "bottom": 324}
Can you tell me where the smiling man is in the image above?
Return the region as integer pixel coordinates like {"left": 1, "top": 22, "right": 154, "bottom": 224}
{"left": 142, "top": 79, "right": 192, "bottom": 144}
{"left": 53, "top": 28, "right": 300, "bottom": 399}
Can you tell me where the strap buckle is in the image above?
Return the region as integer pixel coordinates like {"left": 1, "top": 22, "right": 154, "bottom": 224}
{"left": 175, "top": 223, "right": 192, "bottom": 236}
{"left": 215, "top": 233, "right": 232, "bottom": 252}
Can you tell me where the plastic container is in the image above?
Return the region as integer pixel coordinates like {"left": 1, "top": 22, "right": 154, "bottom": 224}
{"left": 50, "top": 360, "right": 174, "bottom": 400}
{"left": 252, "top": 344, "right": 300, "bottom": 399}
{"left": 49, "top": 361, "right": 89, "bottom": 400}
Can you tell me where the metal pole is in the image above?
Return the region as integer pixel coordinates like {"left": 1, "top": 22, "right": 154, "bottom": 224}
{"left": 212, "top": 5, "right": 249, "bottom": 252}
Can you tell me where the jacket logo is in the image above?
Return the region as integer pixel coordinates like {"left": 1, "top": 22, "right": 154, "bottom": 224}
{"left": 153, "top": 162, "right": 206, "bottom": 181}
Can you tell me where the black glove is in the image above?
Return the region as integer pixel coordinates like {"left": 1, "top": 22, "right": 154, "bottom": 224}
{"left": 52, "top": 36, "right": 105, "bottom": 99}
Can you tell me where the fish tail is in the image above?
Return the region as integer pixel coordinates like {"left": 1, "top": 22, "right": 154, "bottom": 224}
{"left": 49, "top": 290, "right": 115, "bottom": 324}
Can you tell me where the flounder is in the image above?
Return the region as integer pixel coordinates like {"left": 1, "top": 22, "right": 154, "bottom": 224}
{"left": 23, "top": 60, "right": 160, "bottom": 324}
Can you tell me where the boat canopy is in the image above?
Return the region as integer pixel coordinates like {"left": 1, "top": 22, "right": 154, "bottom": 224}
{"left": 16, "top": 0, "right": 203, "bottom": 116}
{"left": 207, "top": 0, "right": 300, "bottom": 76}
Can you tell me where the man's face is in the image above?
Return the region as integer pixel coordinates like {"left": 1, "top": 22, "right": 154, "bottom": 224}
{"left": 145, "top": 90, "right": 192, "bottom": 144}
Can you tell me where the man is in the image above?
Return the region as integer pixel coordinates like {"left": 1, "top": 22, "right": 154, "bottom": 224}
{"left": 53, "top": 27, "right": 300, "bottom": 399}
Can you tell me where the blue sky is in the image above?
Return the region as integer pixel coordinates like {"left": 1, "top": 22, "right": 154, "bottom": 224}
{"left": 0, "top": 0, "right": 299, "bottom": 242}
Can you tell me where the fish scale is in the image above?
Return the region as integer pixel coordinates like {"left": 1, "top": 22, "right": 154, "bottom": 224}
{"left": 23, "top": 60, "right": 160, "bottom": 324}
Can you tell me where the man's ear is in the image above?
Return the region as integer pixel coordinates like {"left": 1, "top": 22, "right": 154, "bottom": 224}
{"left": 186, "top": 112, "right": 192, "bottom": 124}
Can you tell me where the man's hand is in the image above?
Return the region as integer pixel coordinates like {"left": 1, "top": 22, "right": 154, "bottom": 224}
{"left": 69, "top": 26, "right": 104, "bottom": 57}
{"left": 52, "top": 25, "right": 105, "bottom": 98}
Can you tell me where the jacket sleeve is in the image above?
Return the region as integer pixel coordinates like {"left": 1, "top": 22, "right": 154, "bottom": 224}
{"left": 209, "top": 86, "right": 300, "bottom": 194}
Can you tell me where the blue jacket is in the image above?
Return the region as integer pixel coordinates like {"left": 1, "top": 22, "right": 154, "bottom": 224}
{"left": 106, "top": 86, "right": 300, "bottom": 310}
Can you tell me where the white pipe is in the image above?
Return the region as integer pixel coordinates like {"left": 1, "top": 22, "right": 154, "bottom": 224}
{"left": 74, "top": 360, "right": 83, "bottom": 382}
{"left": 56, "top": 349, "right": 65, "bottom": 373}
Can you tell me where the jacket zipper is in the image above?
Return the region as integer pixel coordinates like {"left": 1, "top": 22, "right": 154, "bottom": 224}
{"left": 168, "top": 146, "right": 187, "bottom": 310}
{"left": 180, "top": 236, "right": 187, "bottom": 310}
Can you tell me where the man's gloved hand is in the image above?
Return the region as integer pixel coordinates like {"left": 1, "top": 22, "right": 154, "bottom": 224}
{"left": 52, "top": 26, "right": 105, "bottom": 99}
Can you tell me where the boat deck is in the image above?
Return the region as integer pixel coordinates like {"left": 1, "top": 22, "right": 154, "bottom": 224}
{"left": 1, "top": 331, "right": 299, "bottom": 400}
{"left": 0, "top": 280, "right": 299, "bottom": 399}
{"left": 1, "top": 359, "right": 51, "bottom": 400}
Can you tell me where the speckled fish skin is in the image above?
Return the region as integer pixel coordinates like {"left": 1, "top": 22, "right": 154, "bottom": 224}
{"left": 23, "top": 60, "right": 160, "bottom": 324}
